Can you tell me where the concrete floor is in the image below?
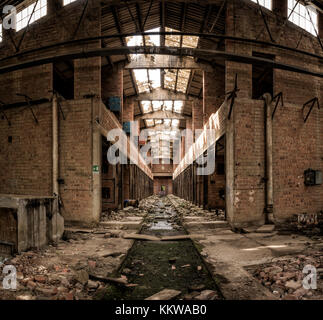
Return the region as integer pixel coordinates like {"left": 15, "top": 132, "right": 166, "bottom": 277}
{"left": 0, "top": 195, "right": 322, "bottom": 300}
{"left": 169, "top": 195, "right": 323, "bottom": 300}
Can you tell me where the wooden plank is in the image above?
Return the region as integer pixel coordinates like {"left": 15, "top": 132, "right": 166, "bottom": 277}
{"left": 145, "top": 289, "right": 181, "bottom": 300}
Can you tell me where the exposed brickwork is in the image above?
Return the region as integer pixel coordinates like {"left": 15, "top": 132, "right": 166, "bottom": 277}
{"left": 0, "top": 64, "right": 53, "bottom": 104}
{"left": 152, "top": 164, "right": 173, "bottom": 175}
{"left": 154, "top": 178, "right": 173, "bottom": 195}
{"left": 74, "top": 57, "right": 101, "bottom": 99}
{"left": 203, "top": 67, "right": 225, "bottom": 125}
{"left": 224, "top": 1, "right": 323, "bottom": 226}
{"left": 0, "top": 102, "right": 52, "bottom": 196}
{"left": 192, "top": 99, "right": 203, "bottom": 140}
{"left": 273, "top": 104, "right": 323, "bottom": 221}
{"left": 59, "top": 99, "right": 93, "bottom": 223}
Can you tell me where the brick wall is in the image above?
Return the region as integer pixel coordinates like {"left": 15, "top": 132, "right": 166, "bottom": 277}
{"left": 152, "top": 164, "right": 173, "bottom": 175}
{"left": 203, "top": 67, "right": 225, "bottom": 125}
{"left": 192, "top": 99, "right": 203, "bottom": 140}
{"left": 208, "top": 156, "right": 225, "bottom": 209}
{"left": 59, "top": 99, "right": 93, "bottom": 223}
{"left": 0, "top": 64, "right": 53, "bottom": 104}
{"left": 225, "top": 1, "right": 323, "bottom": 226}
{"left": 154, "top": 178, "right": 173, "bottom": 195}
{"left": 273, "top": 103, "right": 323, "bottom": 221}
{"left": 0, "top": 102, "right": 52, "bottom": 196}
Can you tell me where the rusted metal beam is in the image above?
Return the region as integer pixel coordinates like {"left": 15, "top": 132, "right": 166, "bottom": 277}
{"left": 306, "top": 5, "right": 323, "bottom": 52}
{"left": 16, "top": 93, "right": 38, "bottom": 124}
{"left": 111, "top": 6, "right": 126, "bottom": 46}
{"left": 302, "top": 97, "right": 320, "bottom": 123}
{"left": 135, "top": 88, "right": 194, "bottom": 101}
{"left": 125, "top": 0, "right": 140, "bottom": 32}
{"left": 0, "top": 46, "right": 322, "bottom": 78}
{"left": 143, "top": 0, "right": 153, "bottom": 30}
{"left": 136, "top": 110, "right": 190, "bottom": 120}
{"left": 255, "top": 0, "right": 275, "bottom": 43}
{"left": 72, "top": 0, "right": 89, "bottom": 40}
{"left": 17, "top": 0, "right": 39, "bottom": 51}
{"left": 2, "top": 31, "right": 323, "bottom": 65}
{"left": 209, "top": 0, "right": 226, "bottom": 33}
{"left": 200, "top": 4, "right": 212, "bottom": 33}
{"left": 271, "top": 92, "right": 284, "bottom": 119}
{"left": 275, "top": 0, "right": 300, "bottom": 43}
{"left": 124, "top": 54, "right": 208, "bottom": 70}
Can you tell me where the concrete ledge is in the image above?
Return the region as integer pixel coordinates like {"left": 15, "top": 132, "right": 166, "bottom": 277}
{"left": 0, "top": 195, "right": 64, "bottom": 253}
{"left": 184, "top": 221, "right": 229, "bottom": 230}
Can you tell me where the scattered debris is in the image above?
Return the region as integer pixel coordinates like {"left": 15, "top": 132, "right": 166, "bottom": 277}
{"left": 145, "top": 289, "right": 182, "bottom": 300}
{"left": 123, "top": 234, "right": 160, "bottom": 241}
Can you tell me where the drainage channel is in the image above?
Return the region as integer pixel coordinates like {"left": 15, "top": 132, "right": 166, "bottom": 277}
{"left": 95, "top": 196, "right": 223, "bottom": 300}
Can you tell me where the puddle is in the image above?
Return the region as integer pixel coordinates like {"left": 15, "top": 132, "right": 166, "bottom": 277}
{"left": 150, "top": 221, "right": 173, "bottom": 230}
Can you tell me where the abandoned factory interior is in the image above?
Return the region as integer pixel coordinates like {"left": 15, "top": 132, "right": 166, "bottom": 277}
{"left": 0, "top": 0, "right": 322, "bottom": 304}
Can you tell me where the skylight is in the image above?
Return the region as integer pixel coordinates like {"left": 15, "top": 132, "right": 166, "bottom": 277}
{"left": 126, "top": 27, "right": 199, "bottom": 97}
{"left": 251, "top": 0, "right": 272, "bottom": 10}
{"left": 140, "top": 100, "right": 184, "bottom": 114}
{"left": 16, "top": 0, "right": 47, "bottom": 32}
{"left": 165, "top": 27, "right": 199, "bottom": 48}
{"left": 63, "top": 0, "right": 78, "bottom": 5}
{"left": 288, "top": 0, "right": 318, "bottom": 36}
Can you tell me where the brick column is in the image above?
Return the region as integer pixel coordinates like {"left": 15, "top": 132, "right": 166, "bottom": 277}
{"left": 123, "top": 98, "right": 134, "bottom": 123}
{"left": 319, "top": 12, "right": 323, "bottom": 40}
{"left": 101, "top": 66, "right": 123, "bottom": 122}
{"left": 203, "top": 68, "right": 225, "bottom": 125}
{"left": 192, "top": 99, "right": 203, "bottom": 141}
{"left": 272, "top": 0, "right": 287, "bottom": 18}
{"left": 74, "top": 57, "right": 101, "bottom": 99}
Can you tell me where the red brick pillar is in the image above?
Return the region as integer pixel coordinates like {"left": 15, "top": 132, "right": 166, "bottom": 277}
{"left": 272, "top": 0, "right": 287, "bottom": 18}
{"left": 203, "top": 68, "right": 225, "bottom": 125}
{"left": 48, "top": 0, "right": 59, "bottom": 15}
{"left": 123, "top": 98, "right": 134, "bottom": 122}
{"left": 74, "top": 57, "right": 101, "bottom": 99}
{"left": 319, "top": 12, "right": 323, "bottom": 40}
{"left": 192, "top": 99, "right": 203, "bottom": 141}
{"left": 101, "top": 66, "right": 123, "bottom": 122}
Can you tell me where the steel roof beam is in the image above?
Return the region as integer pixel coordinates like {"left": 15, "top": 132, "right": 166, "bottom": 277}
{"left": 0, "top": 46, "right": 322, "bottom": 78}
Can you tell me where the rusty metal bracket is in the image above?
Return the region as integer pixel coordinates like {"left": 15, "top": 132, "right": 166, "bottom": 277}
{"left": 50, "top": 90, "right": 66, "bottom": 120}
{"left": 227, "top": 74, "right": 239, "bottom": 120}
{"left": 0, "top": 100, "right": 11, "bottom": 126}
{"left": 57, "top": 99, "right": 66, "bottom": 120}
{"left": 271, "top": 92, "right": 284, "bottom": 119}
{"left": 255, "top": 0, "right": 275, "bottom": 43}
{"left": 302, "top": 97, "right": 320, "bottom": 123}
{"left": 16, "top": 93, "right": 38, "bottom": 124}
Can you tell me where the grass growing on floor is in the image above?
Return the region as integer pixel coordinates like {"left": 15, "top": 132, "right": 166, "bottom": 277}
{"left": 95, "top": 240, "right": 221, "bottom": 300}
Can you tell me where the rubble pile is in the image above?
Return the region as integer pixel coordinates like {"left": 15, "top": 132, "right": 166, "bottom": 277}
{"left": 168, "top": 195, "right": 226, "bottom": 221}
{"left": 248, "top": 251, "right": 323, "bottom": 300}
{"left": 0, "top": 197, "right": 153, "bottom": 300}
{"left": 277, "top": 211, "right": 323, "bottom": 236}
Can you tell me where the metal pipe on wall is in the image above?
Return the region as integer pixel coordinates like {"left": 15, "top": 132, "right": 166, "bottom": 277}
{"left": 263, "top": 93, "right": 274, "bottom": 223}
{"left": 52, "top": 94, "right": 59, "bottom": 196}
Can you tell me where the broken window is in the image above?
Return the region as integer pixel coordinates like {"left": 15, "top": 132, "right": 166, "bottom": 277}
{"left": 288, "top": 0, "right": 318, "bottom": 36}
{"left": 63, "top": 0, "right": 78, "bottom": 6}
{"left": 102, "top": 188, "right": 111, "bottom": 199}
{"left": 53, "top": 61, "right": 74, "bottom": 99}
{"left": 127, "top": 28, "right": 199, "bottom": 95}
{"left": 16, "top": 0, "right": 47, "bottom": 32}
{"left": 250, "top": 0, "right": 272, "bottom": 10}
{"left": 252, "top": 52, "right": 274, "bottom": 99}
